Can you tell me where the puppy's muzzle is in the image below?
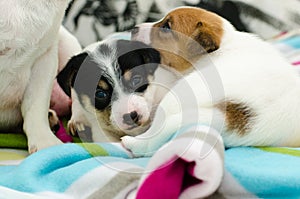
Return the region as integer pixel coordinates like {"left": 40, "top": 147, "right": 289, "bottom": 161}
{"left": 123, "top": 111, "right": 140, "bottom": 126}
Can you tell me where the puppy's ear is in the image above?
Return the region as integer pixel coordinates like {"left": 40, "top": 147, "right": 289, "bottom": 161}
{"left": 187, "top": 21, "right": 222, "bottom": 57}
{"left": 57, "top": 52, "right": 88, "bottom": 97}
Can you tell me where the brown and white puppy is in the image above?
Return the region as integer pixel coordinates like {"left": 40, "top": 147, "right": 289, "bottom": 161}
{"left": 131, "top": 6, "right": 223, "bottom": 73}
{"left": 0, "top": 1, "right": 81, "bottom": 153}
{"left": 57, "top": 39, "right": 166, "bottom": 142}
{"left": 122, "top": 6, "right": 300, "bottom": 156}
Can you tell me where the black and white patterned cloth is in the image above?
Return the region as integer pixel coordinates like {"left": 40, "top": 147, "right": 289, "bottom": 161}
{"left": 64, "top": 0, "right": 300, "bottom": 46}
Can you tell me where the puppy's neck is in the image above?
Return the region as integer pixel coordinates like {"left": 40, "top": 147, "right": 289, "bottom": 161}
{"left": 218, "top": 18, "right": 239, "bottom": 47}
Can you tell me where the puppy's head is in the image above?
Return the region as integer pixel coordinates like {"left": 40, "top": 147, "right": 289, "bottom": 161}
{"left": 57, "top": 39, "right": 160, "bottom": 139}
{"left": 132, "top": 6, "right": 231, "bottom": 72}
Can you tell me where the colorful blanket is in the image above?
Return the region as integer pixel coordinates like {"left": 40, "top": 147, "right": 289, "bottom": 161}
{"left": 1, "top": 128, "right": 300, "bottom": 198}
{"left": 218, "top": 147, "right": 300, "bottom": 198}
{"left": 1, "top": 30, "right": 300, "bottom": 199}
{"left": 271, "top": 30, "right": 300, "bottom": 72}
{"left": 0, "top": 125, "right": 224, "bottom": 199}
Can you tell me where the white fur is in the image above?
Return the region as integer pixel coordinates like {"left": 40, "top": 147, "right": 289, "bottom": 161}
{"left": 132, "top": 23, "right": 154, "bottom": 45}
{"left": 0, "top": 0, "right": 81, "bottom": 153}
{"left": 122, "top": 9, "right": 300, "bottom": 156}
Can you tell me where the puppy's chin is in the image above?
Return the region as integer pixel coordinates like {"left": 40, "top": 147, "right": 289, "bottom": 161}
{"left": 122, "top": 122, "right": 151, "bottom": 136}
{"left": 109, "top": 115, "right": 151, "bottom": 137}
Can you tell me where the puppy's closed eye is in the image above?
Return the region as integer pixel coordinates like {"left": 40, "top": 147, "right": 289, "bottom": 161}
{"left": 130, "top": 75, "right": 149, "bottom": 93}
{"left": 160, "top": 20, "right": 172, "bottom": 33}
{"left": 131, "top": 75, "right": 143, "bottom": 87}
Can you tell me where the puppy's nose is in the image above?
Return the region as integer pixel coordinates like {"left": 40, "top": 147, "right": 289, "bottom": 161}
{"left": 131, "top": 26, "right": 139, "bottom": 36}
{"left": 123, "top": 111, "right": 139, "bottom": 125}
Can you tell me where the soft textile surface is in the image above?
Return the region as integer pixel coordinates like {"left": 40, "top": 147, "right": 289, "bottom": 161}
{"left": 2, "top": 131, "right": 300, "bottom": 198}
{"left": 218, "top": 147, "right": 300, "bottom": 198}
{"left": 271, "top": 30, "right": 300, "bottom": 72}
{"left": 0, "top": 125, "right": 224, "bottom": 199}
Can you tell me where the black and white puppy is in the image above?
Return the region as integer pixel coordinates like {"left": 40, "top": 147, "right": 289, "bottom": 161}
{"left": 57, "top": 39, "right": 171, "bottom": 142}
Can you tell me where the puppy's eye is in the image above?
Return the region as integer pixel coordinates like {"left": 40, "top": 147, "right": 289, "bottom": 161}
{"left": 160, "top": 21, "right": 171, "bottom": 33}
{"left": 131, "top": 75, "right": 143, "bottom": 87}
{"left": 95, "top": 88, "right": 108, "bottom": 99}
{"left": 95, "top": 88, "right": 110, "bottom": 110}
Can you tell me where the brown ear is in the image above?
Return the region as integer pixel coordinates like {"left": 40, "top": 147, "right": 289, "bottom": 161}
{"left": 187, "top": 21, "right": 222, "bottom": 57}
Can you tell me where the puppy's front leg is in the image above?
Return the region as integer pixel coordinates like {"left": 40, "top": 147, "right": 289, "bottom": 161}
{"left": 122, "top": 105, "right": 220, "bottom": 157}
{"left": 22, "top": 44, "right": 62, "bottom": 153}
{"left": 67, "top": 90, "right": 88, "bottom": 135}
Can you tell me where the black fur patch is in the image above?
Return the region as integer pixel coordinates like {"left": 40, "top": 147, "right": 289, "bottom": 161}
{"left": 116, "top": 40, "right": 160, "bottom": 93}
{"left": 57, "top": 52, "right": 88, "bottom": 97}
{"left": 116, "top": 40, "right": 160, "bottom": 74}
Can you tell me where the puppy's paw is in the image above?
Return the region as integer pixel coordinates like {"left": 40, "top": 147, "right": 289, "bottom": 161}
{"left": 48, "top": 109, "right": 60, "bottom": 133}
{"left": 67, "top": 119, "right": 85, "bottom": 136}
{"left": 121, "top": 135, "right": 157, "bottom": 157}
{"left": 28, "top": 133, "right": 63, "bottom": 154}
{"left": 29, "top": 145, "right": 38, "bottom": 154}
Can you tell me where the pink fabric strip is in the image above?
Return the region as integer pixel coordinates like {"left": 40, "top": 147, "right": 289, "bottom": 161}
{"left": 136, "top": 157, "right": 200, "bottom": 199}
{"left": 292, "top": 61, "right": 300, "bottom": 66}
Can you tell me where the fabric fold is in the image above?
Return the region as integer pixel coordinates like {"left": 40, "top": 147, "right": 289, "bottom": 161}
{"left": 135, "top": 125, "right": 224, "bottom": 199}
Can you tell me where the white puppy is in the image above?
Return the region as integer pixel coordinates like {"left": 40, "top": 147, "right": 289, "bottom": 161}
{"left": 123, "top": 6, "right": 300, "bottom": 156}
{"left": 0, "top": 0, "right": 81, "bottom": 153}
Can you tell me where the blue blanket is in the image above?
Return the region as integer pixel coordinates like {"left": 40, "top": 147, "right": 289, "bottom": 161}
{"left": 1, "top": 133, "right": 300, "bottom": 198}
{"left": 0, "top": 126, "right": 224, "bottom": 199}
{"left": 220, "top": 147, "right": 300, "bottom": 198}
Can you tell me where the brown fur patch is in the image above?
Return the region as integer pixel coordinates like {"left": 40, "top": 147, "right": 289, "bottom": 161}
{"left": 95, "top": 108, "right": 127, "bottom": 139}
{"left": 123, "top": 71, "right": 132, "bottom": 81}
{"left": 158, "top": 49, "right": 193, "bottom": 72}
{"left": 98, "top": 80, "right": 109, "bottom": 90}
{"left": 80, "top": 94, "right": 125, "bottom": 140}
{"left": 150, "top": 7, "right": 224, "bottom": 73}
{"left": 217, "top": 101, "right": 255, "bottom": 135}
